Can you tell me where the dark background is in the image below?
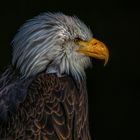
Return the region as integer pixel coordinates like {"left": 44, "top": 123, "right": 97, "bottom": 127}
{"left": 0, "top": 0, "right": 139, "bottom": 140}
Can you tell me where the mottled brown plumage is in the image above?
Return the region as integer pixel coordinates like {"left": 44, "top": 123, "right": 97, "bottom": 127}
{"left": 0, "top": 68, "right": 90, "bottom": 140}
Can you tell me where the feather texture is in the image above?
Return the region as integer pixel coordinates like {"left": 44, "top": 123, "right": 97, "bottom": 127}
{"left": 0, "top": 66, "right": 34, "bottom": 121}
{"left": 0, "top": 72, "right": 91, "bottom": 140}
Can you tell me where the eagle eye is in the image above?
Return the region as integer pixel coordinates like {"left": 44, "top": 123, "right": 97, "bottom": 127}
{"left": 74, "top": 37, "right": 83, "bottom": 42}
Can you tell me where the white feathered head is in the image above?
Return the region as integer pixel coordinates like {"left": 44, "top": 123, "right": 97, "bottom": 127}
{"left": 12, "top": 13, "right": 109, "bottom": 80}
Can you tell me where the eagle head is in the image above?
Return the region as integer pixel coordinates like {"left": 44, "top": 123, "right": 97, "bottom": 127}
{"left": 12, "top": 13, "right": 109, "bottom": 80}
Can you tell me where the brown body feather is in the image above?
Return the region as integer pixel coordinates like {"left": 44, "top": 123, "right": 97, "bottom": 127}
{"left": 0, "top": 72, "right": 91, "bottom": 140}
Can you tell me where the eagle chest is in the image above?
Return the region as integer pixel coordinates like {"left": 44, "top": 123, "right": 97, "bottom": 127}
{"left": 14, "top": 74, "right": 89, "bottom": 139}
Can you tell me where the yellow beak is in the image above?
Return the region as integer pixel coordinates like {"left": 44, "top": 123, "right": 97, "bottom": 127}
{"left": 76, "top": 38, "right": 109, "bottom": 65}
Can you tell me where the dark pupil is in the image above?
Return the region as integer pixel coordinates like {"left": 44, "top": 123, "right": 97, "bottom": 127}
{"left": 75, "top": 37, "right": 82, "bottom": 42}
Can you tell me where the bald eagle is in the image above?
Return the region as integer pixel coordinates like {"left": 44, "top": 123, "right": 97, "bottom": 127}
{"left": 0, "top": 13, "right": 109, "bottom": 140}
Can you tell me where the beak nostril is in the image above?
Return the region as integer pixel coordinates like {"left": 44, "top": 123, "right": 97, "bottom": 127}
{"left": 93, "top": 43, "right": 97, "bottom": 45}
